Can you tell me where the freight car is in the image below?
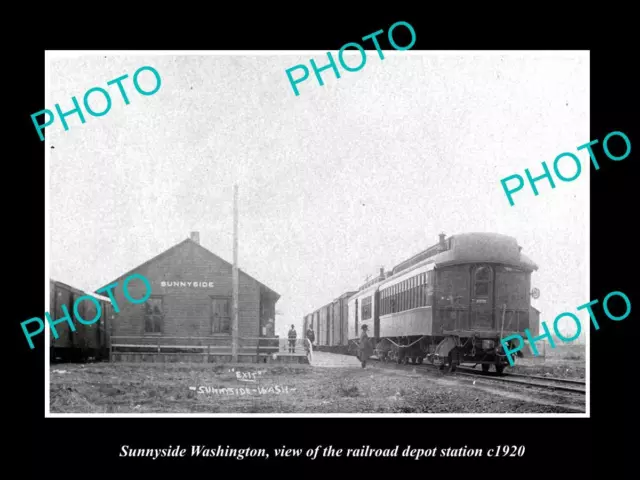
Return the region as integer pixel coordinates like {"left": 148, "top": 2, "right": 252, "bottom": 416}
{"left": 305, "top": 232, "right": 541, "bottom": 374}
{"left": 303, "top": 291, "right": 356, "bottom": 354}
{"left": 49, "top": 279, "right": 114, "bottom": 363}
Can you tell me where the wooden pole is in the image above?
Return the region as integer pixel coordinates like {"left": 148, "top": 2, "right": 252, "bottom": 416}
{"left": 232, "top": 185, "right": 239, "bottom": 362}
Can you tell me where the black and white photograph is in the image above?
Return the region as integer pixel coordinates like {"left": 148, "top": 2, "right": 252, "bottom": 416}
{"left": 44, "top": 51, "right": 589, "bottom": 416}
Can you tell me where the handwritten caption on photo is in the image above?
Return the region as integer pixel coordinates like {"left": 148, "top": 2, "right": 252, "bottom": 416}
{"left": 21, "top": 273, "right": 152, "bottom": 350}
{"left": 500, "top": 290, "right": 631, "bottom": 365}
{"left": 228, "top": 368, "right": 267, "bottom": 381}
{"left": 32, "top": 65, "right": 162, "bottom": 141}
{"left": 499, "top": 130, "right": 631, "bottom": 206}
{"left": 285, "top": 21, "right": 416, "bottom": 97}
{"left": 120, "top": 444, "right": 526, "bottom": 461}
{"left": 190, "top": 385, "right": 296, "bottom": 395}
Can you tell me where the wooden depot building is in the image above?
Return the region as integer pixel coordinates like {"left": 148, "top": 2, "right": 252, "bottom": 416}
{"left": 96, "top": 232, "right": 282, "bottom": 363}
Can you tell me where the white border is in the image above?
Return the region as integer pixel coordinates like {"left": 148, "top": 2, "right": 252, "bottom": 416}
{"left": 44, "top": 50, "right": 590, "bottom": 418}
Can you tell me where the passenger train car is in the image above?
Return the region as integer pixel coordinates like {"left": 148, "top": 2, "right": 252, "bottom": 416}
{"left": 304, "top": 232, "right": 541, "bottom": 373}
{"left": 49, "top": 279, "right": 114, "bottom": 363}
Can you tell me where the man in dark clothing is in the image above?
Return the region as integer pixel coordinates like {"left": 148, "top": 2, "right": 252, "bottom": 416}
{"left": 306, "top": 327, "right": 315, "bottom": 351}
{"left": 288, "top": 325, "right": 297, "bottom": 353}
{"left": 358, "top": 324, "right": 373, "bottom": 368}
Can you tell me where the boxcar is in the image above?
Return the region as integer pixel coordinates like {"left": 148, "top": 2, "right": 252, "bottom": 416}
{"left": 49, "top": 279, "right": 113, "bottom": 363}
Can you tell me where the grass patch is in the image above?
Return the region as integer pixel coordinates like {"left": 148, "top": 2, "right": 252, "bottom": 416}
{"left": 49, "top": 361, "right": 584, "bottom": 414}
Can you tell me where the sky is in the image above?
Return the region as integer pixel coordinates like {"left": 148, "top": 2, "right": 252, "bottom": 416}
{"left": 46, "top": 51, "right": 589, "bottom": 341}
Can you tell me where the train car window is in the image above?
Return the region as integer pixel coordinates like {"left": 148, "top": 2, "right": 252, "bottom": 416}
{"left": 355, "top": 299, "right": 359, "bottom": 334}
{"left": 387, "top": 290, "right": 390, "bottom": 314}
{"left": 422, "top": 274, "right": 427, "bottom": 306}
{"left": 405, "top": 282, "right": 409, "bottom": 311}
{"left": 474, "top": 266, "right": 492, "bottom": 297}
{"left": 382, "top": 290, "right": 386, "bottom": 315}
{"left": 144, "top": 297, "right": 164, "bottom": 333}
{"left": 405, "top": 280, "right": 409, "bottom": 311}
{"left": 394, "top": 285, "right": 398, "bottom": 312}
{"left": 424, "top": 280, "right": 427, "bottom": 306}
{"left": 410, "top": 277, "right": 414, "bottom": 309}
{"left": 412, "top": 277, "right": 416, "bottom": 309}
{"left": 362, "top": 296, "right": 372, "bottom": 320}
{"left": 404, "top": 281, "right": 408, "bottom": 311}
{"left": 386, "top": 290, "right": 389, "bottom": 315}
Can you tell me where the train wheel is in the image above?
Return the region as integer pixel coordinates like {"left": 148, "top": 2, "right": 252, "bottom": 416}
{"left": 416, "top": 357, "right": 423, "bottom": 365}
{"left": 495, "top": 364, "right": 505, "bottom": 375}
{"left": 402, "top": 356, "right": 408, "bottom": 365}
{"left": 482, "top": 364, "right": 490, "bottom": 373}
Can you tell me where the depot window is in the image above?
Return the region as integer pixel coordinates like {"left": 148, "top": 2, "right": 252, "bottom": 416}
{"left": 211, "top": 296, "right": 231, "bottom": 334}
{"left": 144, "top": 296, "right": 164, "bottom": 334}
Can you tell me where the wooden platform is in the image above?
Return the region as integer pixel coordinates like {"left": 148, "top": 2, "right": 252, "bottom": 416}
{"left": 108, "top": 336, "right": 311, "bottom": 365}
{"left": 110, "top": 351, "right": 310, "bottom": 364}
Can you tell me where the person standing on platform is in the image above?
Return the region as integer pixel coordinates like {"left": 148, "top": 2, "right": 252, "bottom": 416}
{"left": 358, "top": 324, "right": 373, "bottom": 368}
{"left": 306, "top": 326, "right": 315, "bottom": 352}
{"left": 288, "top": 324, "right": 297, "bottom": 353}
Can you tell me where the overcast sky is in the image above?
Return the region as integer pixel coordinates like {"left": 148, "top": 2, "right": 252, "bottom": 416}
{"left": 47, "top": 52, "right": 589, "bottom": 340}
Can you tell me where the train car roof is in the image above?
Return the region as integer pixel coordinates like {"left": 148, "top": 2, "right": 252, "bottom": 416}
{"left": 392, "top": 232, "right": 536, "bottom": 274}
{"left": 430, "top": 232, "right": 538, "bottom": 271}
{"left": 360, "top": 232, "right": 538, "bottom": 292}
{"left": 391, "top": 232, "right": 537, "bottom": 274}
{"left": 50, "top": 278, "right": 112, "bottom": 303}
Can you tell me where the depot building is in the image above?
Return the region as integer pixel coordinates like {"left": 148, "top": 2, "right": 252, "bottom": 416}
{"left": 95, "top": 232, "right": 280, "bottom": 357}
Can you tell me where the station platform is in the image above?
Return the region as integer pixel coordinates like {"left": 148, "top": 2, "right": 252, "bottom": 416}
{"left": 259, "top": 351, "right": 310, "bottom": 364}
{"left": 307, "top": 350, "right": 361, "bottom": 368}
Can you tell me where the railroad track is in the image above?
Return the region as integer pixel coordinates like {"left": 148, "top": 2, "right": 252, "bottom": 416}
{"left": 452, "top": 367, "right": 586, "bottom": 394}
{"left": 485, "top": 370, "right": 586, "bottom": 385}
{"left": 368, "top": 356, "right": 586, "bottom": 395}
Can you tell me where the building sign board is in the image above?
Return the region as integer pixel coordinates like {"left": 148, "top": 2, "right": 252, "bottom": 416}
{"left": 160, "top": 281, "right": 215, "bottom": 288}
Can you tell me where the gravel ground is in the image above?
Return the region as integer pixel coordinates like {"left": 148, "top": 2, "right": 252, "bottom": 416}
{"left": 49, "top": 361, "right": 584, "bottom": 414}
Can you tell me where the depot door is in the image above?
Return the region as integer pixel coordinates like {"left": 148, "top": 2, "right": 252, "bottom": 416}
{"left": 470, "top": 265, "right": 494, "bottom": 330}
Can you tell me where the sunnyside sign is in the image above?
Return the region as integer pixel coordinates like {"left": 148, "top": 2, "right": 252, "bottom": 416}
{"left": 160, "top": 281, "right": 215, "bottom": 288}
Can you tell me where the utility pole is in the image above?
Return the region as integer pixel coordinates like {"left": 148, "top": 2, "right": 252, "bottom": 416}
{"left": 232, "top": 184, "right": 239, "bottom": 362}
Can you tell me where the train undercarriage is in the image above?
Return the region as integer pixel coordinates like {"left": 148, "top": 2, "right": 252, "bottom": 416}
{"left": 360, "top": 334, "right": 520, "bottom": 374}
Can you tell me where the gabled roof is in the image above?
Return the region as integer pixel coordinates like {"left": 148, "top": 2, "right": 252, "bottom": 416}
{"left": 94, "top": 237, "right": 280, "bottom": 300}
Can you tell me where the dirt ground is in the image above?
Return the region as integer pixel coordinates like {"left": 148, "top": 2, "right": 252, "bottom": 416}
{"left": 49, "top": 358, "right": 585, "bottom": 414}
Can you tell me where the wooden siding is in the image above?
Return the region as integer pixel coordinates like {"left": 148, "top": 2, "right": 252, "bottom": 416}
{"left": 104, "top": 240, "right": 272, "bottom": 347}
